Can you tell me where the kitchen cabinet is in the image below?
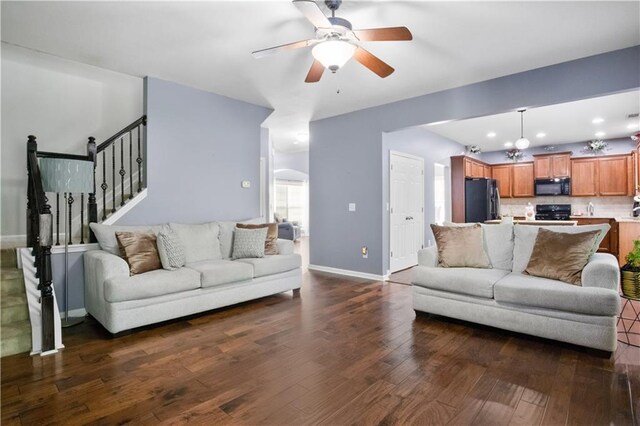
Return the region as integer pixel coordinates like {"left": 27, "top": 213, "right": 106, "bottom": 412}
{"left": 471, "top": 161, "right": 484, "bottom": 179}
{"left": 451, "top": 155, "right": 493, "bottom": 222}
{"left": 571, "top": 158, "right": 599, "bottom": 196}
{"left": 492, "top": 165, "right": 512, "bottom": 198}
{"left": 574, "top": 217, "right": 618, "bottom": 255}
{"left": 533, "top": 152, "right": 571, "bottom": 179}
{"left": 571, "top": 154, "right": 633, "bottom": 197}
{"left": 618, "top": 221, "right": 640, "bottom": 267}
{"left": 511, "top": 163, "right": 535, "bottom": 197}
{"left": 483, "top": 165, "right": 492, "bottom": 179}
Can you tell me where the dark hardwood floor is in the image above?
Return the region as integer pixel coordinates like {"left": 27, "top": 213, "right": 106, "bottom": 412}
{"left": 2, "top": 240, "right": 639, "bottom": 425}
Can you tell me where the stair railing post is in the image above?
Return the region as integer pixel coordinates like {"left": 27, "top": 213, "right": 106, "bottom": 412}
{"left": 26, "top": 136, "right": 37, "bottom": 250}
{"left": 39, "top": 206, "right": 55, "bottom": 353}
{"left": 86, "top": 137, "right": 98, "bottom": 243}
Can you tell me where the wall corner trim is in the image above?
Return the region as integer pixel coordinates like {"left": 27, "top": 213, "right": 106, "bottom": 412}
{"left": 308, "top": 264, "right": 389, "bottom": 282}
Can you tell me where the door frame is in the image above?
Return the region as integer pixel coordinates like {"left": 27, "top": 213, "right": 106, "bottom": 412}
{"left": 389, "top": 150, "right": 425, "bottom": 274}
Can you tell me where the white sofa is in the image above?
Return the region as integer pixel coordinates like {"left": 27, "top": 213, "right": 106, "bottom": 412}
{"left": 84, "top": 221, "right": 302, "bottom": 334}
{"left": 412, "top": 223, "right": 621, "bottom": 352}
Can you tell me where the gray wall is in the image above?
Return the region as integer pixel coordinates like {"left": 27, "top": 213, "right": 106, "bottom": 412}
{"left": 479, "top": 137, "right": 636, "bottom": 164}
{"left": 1, "top": 44, "right": 143, "bottom": 238}
{"left": 382, "top": 127, "right": 464, "bottom": 274}
{"left": 310, "top": 46, "right": 640, "bottom": 276}
{"left": 118, "top": 77, "right": 272, "bottom": 225}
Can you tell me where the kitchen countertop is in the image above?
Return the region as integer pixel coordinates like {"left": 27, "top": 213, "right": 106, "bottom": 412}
{"left": 485, "top": 219, "right": 578, "bottom": 226}
{"left": 570, "top": 215, "right": 640, "bottom": 223}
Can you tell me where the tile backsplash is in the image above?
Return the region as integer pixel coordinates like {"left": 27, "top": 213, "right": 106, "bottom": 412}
{"left": 500, "top": 196, "right": 635, "bottom": 218}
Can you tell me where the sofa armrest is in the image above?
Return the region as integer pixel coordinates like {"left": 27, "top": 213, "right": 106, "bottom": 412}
{"left": 581, "top": 253, "right": 620, "bottom": 292}
{"left": 84, "top": 250, "right": 130, "bottom": 312}
{"left": 418, "top": 246, "right": 438, "bottom": 267}
{"left": 277, "top": 239, "right": 295, "bottom": 255}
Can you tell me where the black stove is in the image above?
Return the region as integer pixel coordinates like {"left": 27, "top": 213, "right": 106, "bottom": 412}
{"left": 535, "top": 204, "right": 571, "bottom": 221}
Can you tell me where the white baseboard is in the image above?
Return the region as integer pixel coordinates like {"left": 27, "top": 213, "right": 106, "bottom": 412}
{"left": 308, "top": 264, "right": 389, "bottom": 282}
{"left": 103, "top": 188, "right": 148, "bottom": 225}
{"left": 61, "top": 308, "right": 87, "bottom": 317}
{"left": 1, "top": 235, "right": 25, "bottom": 249}
{"left": 51, "top": 243, "right": 100, "bottom": 255}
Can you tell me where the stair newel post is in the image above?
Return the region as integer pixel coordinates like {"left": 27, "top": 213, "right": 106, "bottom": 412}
{"left": 86, "top": 137, "right": 98, "bottom": 243}
{"left": 26, "top": 136, "right": 36, "bottom": 250}
{"left": 38, "top": 209, "right": 55, "bottom": 353}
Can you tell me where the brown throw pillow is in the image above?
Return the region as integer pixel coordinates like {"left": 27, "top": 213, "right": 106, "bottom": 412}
{"left": 525, "top": 228, "right": 600, "bottom": 285}
{"left": 115, "top": 231, "right": 162, "bottom": 276}
{"left": 431, "top": 224, "right": 491, "bottom": 268}
{"left": 236, "top": 223, "right": 278, "bottom": 255}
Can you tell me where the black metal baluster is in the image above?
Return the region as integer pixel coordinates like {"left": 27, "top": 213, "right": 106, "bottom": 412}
{"left": 129, "top": 131, "right": 133, "bottom": 199}
{"left": 111, "top": 145, "right": 116, "bottom": 213}
{"left": 55, "top": 192, "right": 60, "bottom": 245}
{"left": 136, "top": 125, "right": 142, "bottom": 192}
{"left": 119, "top": 137, "right": 125, "bottom": 206}
{"left": 67, "top": 193, "right": 74, "bottom": 245}
{"left": 80, "top": 193, "right": 85, "bottom": 244}
{"left": 101, "top": 153, "right": 107, "bottom": 220}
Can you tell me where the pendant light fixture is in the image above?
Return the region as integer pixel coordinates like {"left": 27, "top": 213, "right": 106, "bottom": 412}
{"left": 515, "top": 108, "right": 530, "bottom": 150}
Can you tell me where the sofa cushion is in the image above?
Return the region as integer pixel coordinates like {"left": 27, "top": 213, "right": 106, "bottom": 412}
{"left": 186, "top": 259, "right": 254, "bottom": 288}
{"left": 431, "top": 224, "right": 491, "bottom": 268}
{"left": 412, "top": 267, "right": 510, "bottom": 299}
{"left": 512, "top": 224, "right": 610, "bottom": 273}
{"left": 219, "top": 217, "right": 267, "bottom": 259}
{"left": 443, "top": 222, "right": 514, "bottom": 270}
{"left": 232, "top": 227, "right": 268, "bottom": 259}
{"left": 104, "top": 267, "right": 201, "bottom": 303}
{"left": 236, "top": 254, "right": 302, "bottom": 278}
{"left": 525, "top": 228, "right": 600, "bottom": 285}
{"left": 115, "top": 231, "right": 162, "bottom": 276}
{"left": 90, "top": 223, "right": 166, "bottom": 255}
{"left": 494, "top": 273, "right": 620, "bottom": 316}
{"left": 170, "top": 222, "right": 222, "bottom": 263}
{"left": 236, "top": 223, "right": 279, "bottom": 255}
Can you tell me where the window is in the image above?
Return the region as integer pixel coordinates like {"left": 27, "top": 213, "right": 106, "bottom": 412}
{"left": 275, "top": 179, "right": 308, "bottom": 234}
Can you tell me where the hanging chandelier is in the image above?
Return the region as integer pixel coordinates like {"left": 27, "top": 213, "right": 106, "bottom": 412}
{"left": 515, "top": 109, "right": 530, "bottom": 150}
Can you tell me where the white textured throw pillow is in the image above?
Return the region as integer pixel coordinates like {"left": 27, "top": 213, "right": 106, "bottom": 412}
{"left": 232, "top": 227, "right": 269, "bottom": 259}
{"left": 157, "top": 230, "right": 186, "bottom": 270}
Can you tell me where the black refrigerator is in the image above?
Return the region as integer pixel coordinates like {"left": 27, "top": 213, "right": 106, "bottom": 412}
{"left": 465, "top": 178, "right": 500, "bottom": 223}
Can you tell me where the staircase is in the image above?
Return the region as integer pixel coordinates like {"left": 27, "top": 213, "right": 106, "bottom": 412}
{"left": 1, "top": 249, "right": 31, "bottom": 357}
{"left": 0, "top": 115, "right": 147, "bottom": 357}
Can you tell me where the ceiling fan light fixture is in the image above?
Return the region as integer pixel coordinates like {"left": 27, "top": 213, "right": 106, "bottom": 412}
{"left": 312, "top": 40, "right": 356, "bottom": 73}
{"left": 515, "top": 137, "right": 530, "bottom": 150}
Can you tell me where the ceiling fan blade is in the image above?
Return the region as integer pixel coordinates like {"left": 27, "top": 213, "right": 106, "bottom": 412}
{"left": 353, "top": 26, "right": 413, "bottom": 42}
{"left": 353, "top": 47, "right": 394, "bottom": 78}
{"left": 252, "top": 39, "right": 314, "bottom": 59}
{"left": 293, "top": 0, "right": 332, "bottom": 29}
{"left": 305, "top": 60, "right": 325, "bottom": 83}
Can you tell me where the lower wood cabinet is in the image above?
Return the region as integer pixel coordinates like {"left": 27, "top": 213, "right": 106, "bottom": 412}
{"left": 619, "top": 221, "right": 640, "bottom": 266}
{"left": 574, "top": 218, "right": 618, "bottom": 255}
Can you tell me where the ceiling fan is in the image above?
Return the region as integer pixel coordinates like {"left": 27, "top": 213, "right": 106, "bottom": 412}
{"left": 252, "top": 0, "right": 413, "bottom": 83}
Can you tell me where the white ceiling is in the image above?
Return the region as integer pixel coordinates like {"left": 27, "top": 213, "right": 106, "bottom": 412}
{"left": 426, "top": 90, "right": 640, "bottom": 151}
{"left": 2, "top": 1, "right": 639, "bottom": 152}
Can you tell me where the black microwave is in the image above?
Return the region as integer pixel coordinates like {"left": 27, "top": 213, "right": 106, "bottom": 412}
{"left": 534, "top": 178, "right": 571, "bottom": 196}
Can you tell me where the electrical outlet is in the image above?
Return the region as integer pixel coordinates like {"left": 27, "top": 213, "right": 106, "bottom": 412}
{"left": 241, "top": 180, "right": 251, "bottom": 188}
{"left": 361, "top": 246, "right": 368, "bottom": 258}
{"left": 349, "top": 203, "right": 356, "bottom": 212}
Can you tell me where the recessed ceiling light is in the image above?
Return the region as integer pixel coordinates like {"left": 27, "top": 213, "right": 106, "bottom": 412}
{"left": 487, "top": 132, "right": 496, "bottom": 138}
{"left": 504, "top": 141, "right": 513, "bottom": 148}
{"left": 536, "top": 132, "right": 546, "bottom": 138}
{"left": 628, "top": 123, "right": 639, "bottom": 130}
{"left": 595, "top": 131, "right": 606, "bottom": 138}
{"left": 592, "top": 117, "right": 604, "bottom": 124}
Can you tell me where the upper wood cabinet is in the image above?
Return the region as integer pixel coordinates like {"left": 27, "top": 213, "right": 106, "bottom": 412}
{"left": 571, "top": 154, "right": 633, "bottom": 197}
{"left": 512, "top": 163, "right": 535, "bottom": 197}
{"left": 492, "top": 165, "right": 513, "bottom": 198}
{"left": 462, "top": 157, "right": 489, "bottom": 178}
{"left": 483, "top": 165, "right": 492, "bottom": 179}
{"left": 533, "top": 152, "right": 571, "bottom": 179}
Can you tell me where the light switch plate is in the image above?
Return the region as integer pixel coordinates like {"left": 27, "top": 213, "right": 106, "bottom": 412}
{"left": 349, "top": 203, "right": 356, "bottom": 212}
{"left": 241, "top": 180, "right": 251, "bottom": 188}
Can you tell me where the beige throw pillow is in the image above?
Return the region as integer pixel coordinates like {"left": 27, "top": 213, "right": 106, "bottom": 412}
{"left": 236, "top": 223, "right": 278, "bottom": 255}
{"left": 524, "top": 228, "right": 600, "bottom": 285}
{"left": 431, "top": 224, "right": 491, "bottom": 268}
{"left": 115, "top": 232, "right": 162, "bottom": 276}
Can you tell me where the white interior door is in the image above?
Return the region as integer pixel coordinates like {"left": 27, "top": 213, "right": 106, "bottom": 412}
{"left": 390, "top": 151, "right": 424, "bottom": 273}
